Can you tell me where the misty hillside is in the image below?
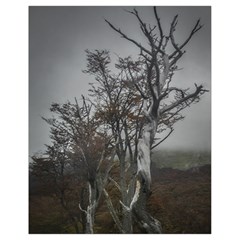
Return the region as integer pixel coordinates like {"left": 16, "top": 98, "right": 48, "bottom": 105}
{"left": 152, "top": 150, "right": 211, "bottom": 170}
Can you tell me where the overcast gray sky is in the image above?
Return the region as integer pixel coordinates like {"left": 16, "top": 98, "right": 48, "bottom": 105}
{"left": 29, "top": 6, "right": 211, "bottom": 155}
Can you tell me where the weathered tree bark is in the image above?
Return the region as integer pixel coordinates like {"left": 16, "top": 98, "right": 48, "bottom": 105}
{"left": 119, "top": 154, "right": 133, "bottom": 233}
{"left": 79, "top": 182, "right": 96, "bottom": 233}
{"left": 133, "top": 116, "right": 162, "bottom": 233}
{"left": 117, "top": 115, "right": 161, "bottom": 232}
{"left": 79, "top": 149, "right": 116, "bottom": 233}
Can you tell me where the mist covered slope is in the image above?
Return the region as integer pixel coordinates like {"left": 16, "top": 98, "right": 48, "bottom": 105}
{"left": 152, "top": 149, "right": 211, "bottom": 170}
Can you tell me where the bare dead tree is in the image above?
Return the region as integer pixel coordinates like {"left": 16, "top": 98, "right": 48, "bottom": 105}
{"left": 105, "top": 7, "right": 208, "bottom": 233}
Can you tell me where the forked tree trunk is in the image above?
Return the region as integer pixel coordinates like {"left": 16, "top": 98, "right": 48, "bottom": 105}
{"left": 79, "top": 182, "right": 97, "bottom": 234}
{"left": 119, "top": 115, "right": 162, "bottom": 233}
{"left": 79, "top": 154, "right": 116, "bottom": 233}
{"left": 132, "top": 116, "right": 162, "bottom": 233}
{"left": 119, "top": 154, "right": 133, "bottom": 233}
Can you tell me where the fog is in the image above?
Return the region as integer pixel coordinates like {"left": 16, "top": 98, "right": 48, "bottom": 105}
{"left": 29, "top": 6, "right": 211, "bottom": 156}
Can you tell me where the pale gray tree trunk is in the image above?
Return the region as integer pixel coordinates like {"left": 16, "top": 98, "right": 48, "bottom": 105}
{"left": 120, "top": 155, "right": 133, "bottom": 233}
{"left": 116, "top": 112, "right": 162, "bottom": 233}
{"left": 79, "top": 182, "right": 97, "bottom": 233}
{"left": 79, "top": 151, "right": 116, "bottom": 233}
{"left": 133, "top": 117, "right": 162, "bottom": 233}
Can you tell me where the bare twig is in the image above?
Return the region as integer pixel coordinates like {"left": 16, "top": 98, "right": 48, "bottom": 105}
{"left": 151, "top": 127, "right": 174, "bottom": 149}
{"left": 169, "top": 18, "right": 203, "bottom": 59}
{"left": 105, "top": 19, "right": 152, "bottom": 56}
{"left": 153, "top": 7, "right": 164, "bottom": 47}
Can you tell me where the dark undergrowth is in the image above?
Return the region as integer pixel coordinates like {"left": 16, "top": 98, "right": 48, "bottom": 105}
{"left": 29, "top": 164, "right": 211, "bottom": 233}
